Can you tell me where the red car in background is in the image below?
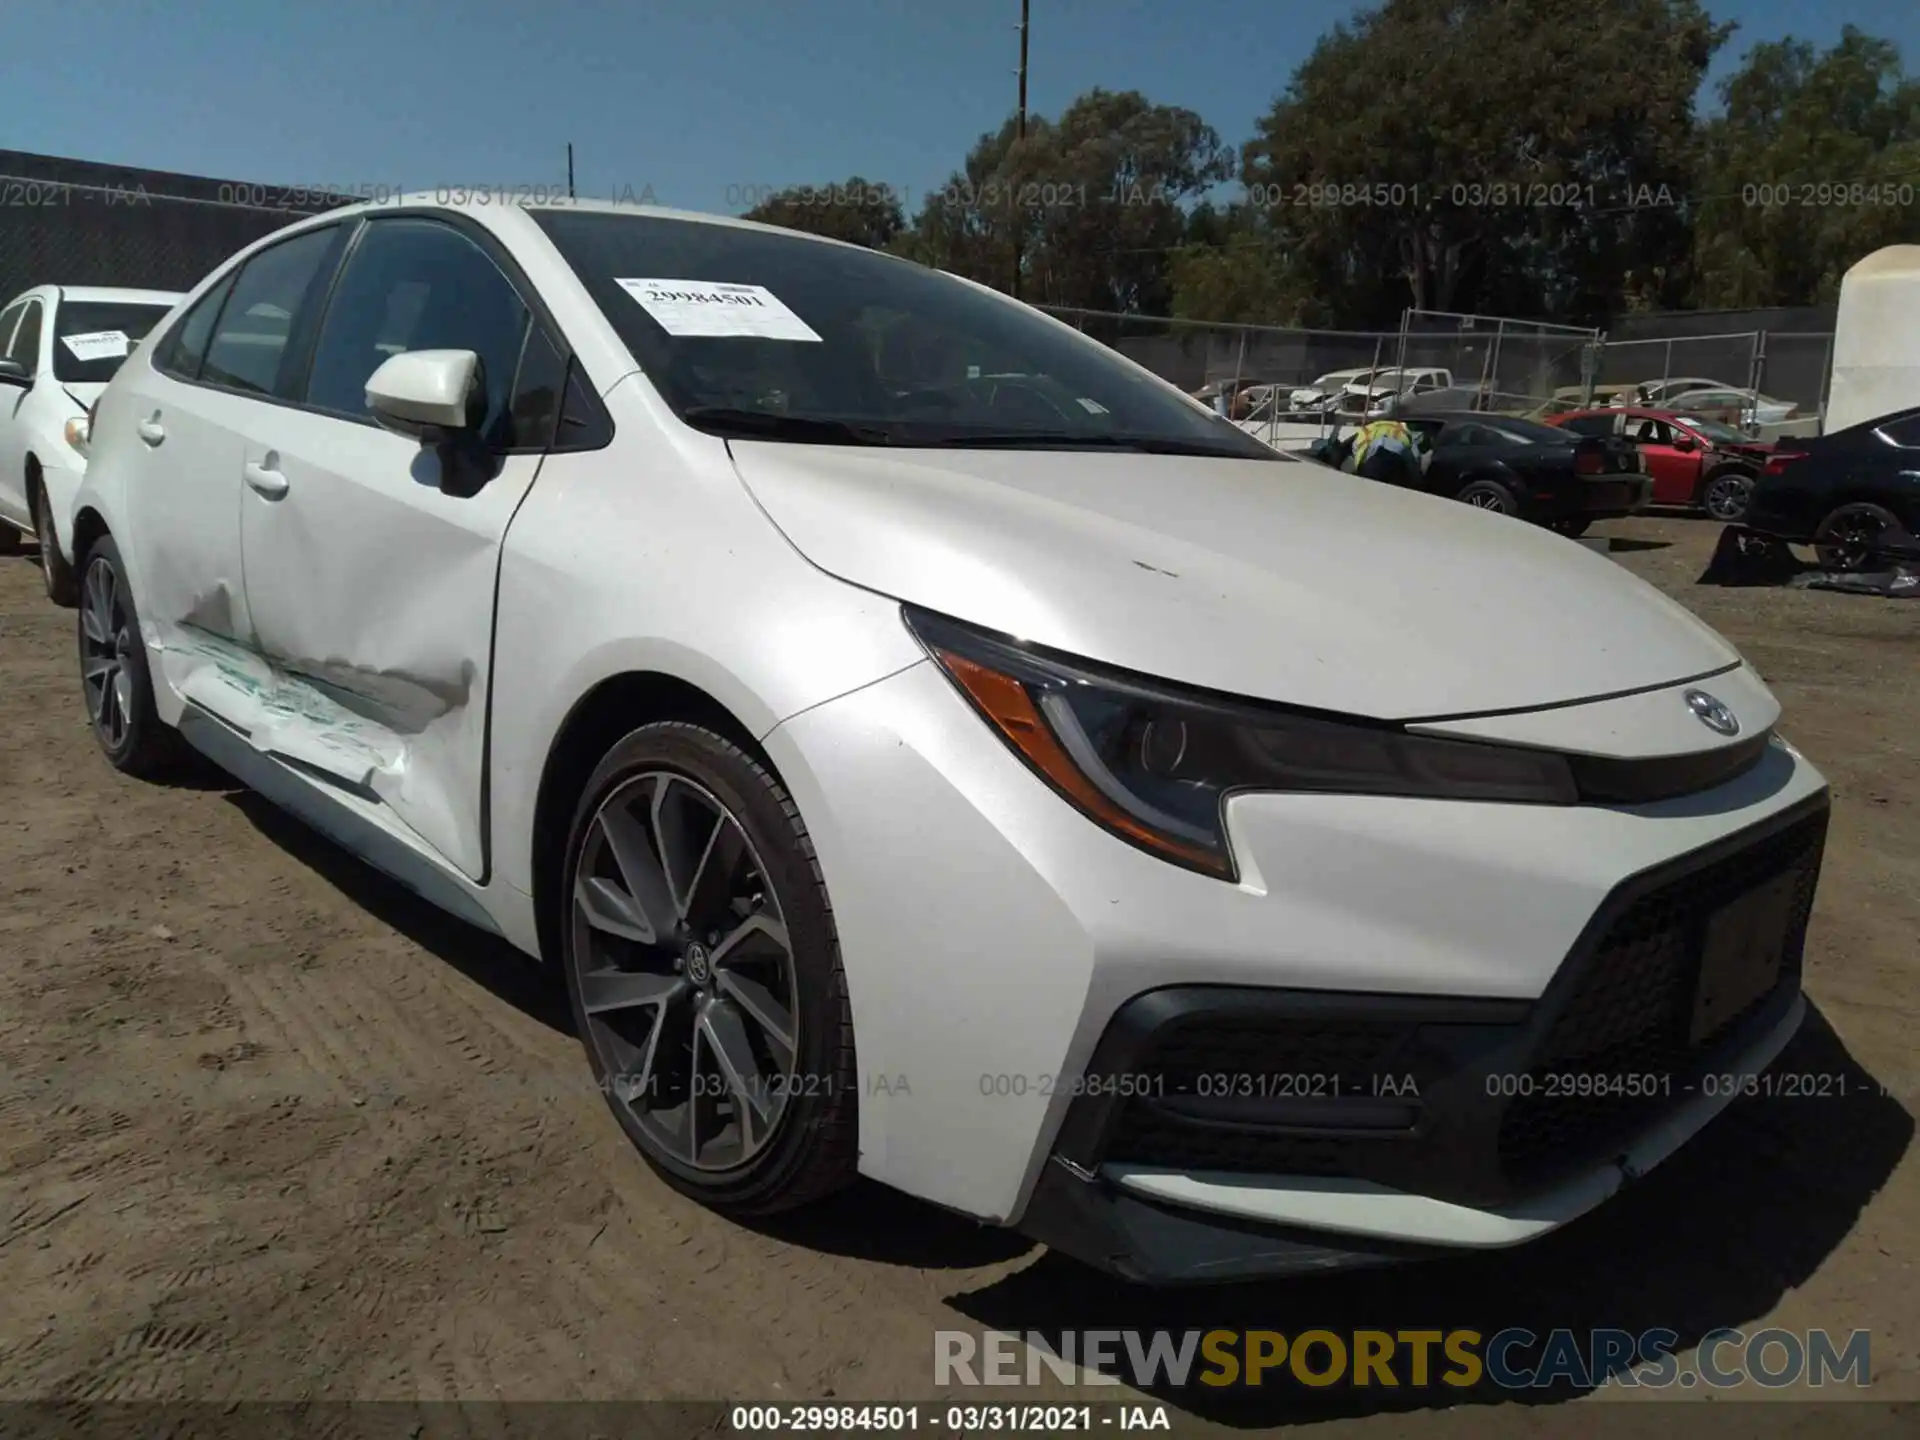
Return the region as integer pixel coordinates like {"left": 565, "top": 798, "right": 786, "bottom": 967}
{"left": 1546, "top": 408, "right": 1774, "bottom": 521}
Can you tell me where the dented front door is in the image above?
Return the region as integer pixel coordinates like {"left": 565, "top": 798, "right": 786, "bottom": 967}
{"left": 234, "top": 410, "right": 540, "bottom": 881}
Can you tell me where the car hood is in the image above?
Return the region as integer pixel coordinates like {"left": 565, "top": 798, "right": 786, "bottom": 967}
{"left": 726, "top": 442, "right": 1741, "bottom": 720}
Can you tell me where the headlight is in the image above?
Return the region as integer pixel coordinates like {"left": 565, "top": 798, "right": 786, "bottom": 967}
{"left": 905, "top": 607, "right": 1579, "bottom": 880}
{"left": 63, "top": 415, "right": 89, "bottom": 453}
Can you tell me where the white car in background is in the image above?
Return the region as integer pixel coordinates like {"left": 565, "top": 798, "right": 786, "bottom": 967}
{"left": 0, "top": 284, "right": 182, "bottom": 602}
{"left": 1288, "top": 367, "right": 1372, "bottom": 413}
{"left": 72, "top": 195, "right": 1828, "bottom": 1284}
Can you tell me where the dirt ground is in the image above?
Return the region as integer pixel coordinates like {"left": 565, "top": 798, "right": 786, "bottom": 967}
{"left": 0, "top": 513, "right": 1915, "bottom": 1433}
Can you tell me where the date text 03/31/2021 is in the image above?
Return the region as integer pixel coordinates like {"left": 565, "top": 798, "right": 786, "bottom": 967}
{"left": 729, "top": 1404, "right": 1171, "bottom": 1432}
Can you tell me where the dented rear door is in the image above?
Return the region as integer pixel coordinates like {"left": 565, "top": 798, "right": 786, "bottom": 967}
{"left": 231, "top": 215, "right": 558, "bottom": 883}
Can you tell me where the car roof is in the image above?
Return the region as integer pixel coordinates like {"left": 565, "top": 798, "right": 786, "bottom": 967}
{"left": 311, "top": 190, "right": 888, "bottom": 255}
{"left": 57, "top": 285, "right": 184, "bottom": 306}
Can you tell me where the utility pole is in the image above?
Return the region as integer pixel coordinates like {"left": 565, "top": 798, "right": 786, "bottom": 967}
{"left": 567, "top": 143, "right": 575, "bottom": 199}
{"left": 1011, "top": 0, "right": 1029, "bottom": 300}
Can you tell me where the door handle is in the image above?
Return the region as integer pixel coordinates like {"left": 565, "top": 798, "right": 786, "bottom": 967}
{"left": 136, "top": 416, "right": 166, "bottom": 446}
{"left": 244, "top": 459, "right": 289, "bottom": 498}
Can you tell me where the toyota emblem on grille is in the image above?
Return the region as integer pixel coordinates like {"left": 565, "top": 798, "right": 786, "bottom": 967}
{"left": 1685, "top": 689, "right": 1740, "bottom": 736}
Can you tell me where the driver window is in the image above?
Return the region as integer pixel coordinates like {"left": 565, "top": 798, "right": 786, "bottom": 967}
{"left": 1632, "top": 418, "right": 1670, "bottom": 445}
{"left": 303, "top": 219, "right": 530, "bottom": 445}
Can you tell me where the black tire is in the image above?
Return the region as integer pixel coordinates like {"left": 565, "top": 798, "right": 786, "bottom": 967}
{"left": 560, "top": 720, "right": 858, "bottom": 1217}
{"left": 1550, "top": 516, "right": 1592, "bottom": 537}
{"left": 32, "top": 475, "right": 77, "bottom": 606}
{"left": 1699, "top": 466, "right": 1755, "bottom": 523}
{"left": 1457, "top": 478, "right": 1520, "bottom": 516}
{"left": 1813, "top": 501, "right": 1905, "bottom": 573}
{"left": 77, "top": 534, "right": 185, "bottom": 777}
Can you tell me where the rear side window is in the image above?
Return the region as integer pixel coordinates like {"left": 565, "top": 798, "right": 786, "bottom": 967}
{"left": 201, "top": 227, "right": 341, "bottom": 397}
{"left": 302, "top": 218, "right": 530, "bottom": 446}
{"left": 154, "top": 272, "right": 237, "bottom": 382}
{"left": 0, "top": 302, "right": 22, "bottom": 358}
{"left": 1879, "top": 415, "right": 1920, "bottom": 447}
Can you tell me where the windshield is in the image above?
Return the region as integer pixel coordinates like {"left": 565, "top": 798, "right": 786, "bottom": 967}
{"left": 52, "top": 300, "right": 175, "bottom": 383}
{"left": 530, "top": 211, "right": 1274, "bottom": 459}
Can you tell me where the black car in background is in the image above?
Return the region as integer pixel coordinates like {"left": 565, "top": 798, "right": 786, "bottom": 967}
{"left": 1745, "top": 406, "right": 1920, "bottom": 570}
{"left": 1319, "top": 411, "right": 1652, "bottom": 536}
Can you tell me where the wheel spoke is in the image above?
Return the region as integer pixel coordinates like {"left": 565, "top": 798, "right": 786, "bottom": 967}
{"left": 112, "top": 669, "right": 133, "bottom": 736}
{"left": 716, "top": 970, "right": 795, "bottom": 1069}
{"left": 578, "top": 964, "right": 683, "bottom": 1016}
{"left": 682, "top": 817, "right": 747, "bottom": 929}
{"left": 711, "top": 911, "right": 789, "bottom": 968}
{"left": 700, "top": 999, "right": 774, "bottom": 1135}
{"left": 575, "top": 875, "right": 656, "bottom": 945}
{"left": 596, "top": 799, "right": 678, "bottom": 942}
{"left": 652, "top": 776, "right": 718, "bottom": 919}
{"left": 83, "top": 655, "right": 115, "bottom": 682}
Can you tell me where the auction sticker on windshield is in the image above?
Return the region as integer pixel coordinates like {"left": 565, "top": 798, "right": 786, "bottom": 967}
{"left": 61, "top": 330, "right": 131, "bottom": 361}
{"left": 615, "top": 279, "right": 822, "bottom": 342}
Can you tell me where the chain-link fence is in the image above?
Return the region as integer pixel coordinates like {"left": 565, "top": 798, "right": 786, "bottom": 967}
{"left": 0, "top": 154, "right": 345, "bottom": 305}
{"left": 1038, "top": 307, "right": 1400, "bottom": 399}
{"left": 1392, "top": 310, "right": 1602, "bottom": 415}
{"left": 1587, "top": 331, "right": 1830, "bottom": 437}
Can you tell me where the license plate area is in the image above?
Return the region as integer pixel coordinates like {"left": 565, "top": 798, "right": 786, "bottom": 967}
{"left": 1690, "top": 869, "right": 1800, "bottom": 1044}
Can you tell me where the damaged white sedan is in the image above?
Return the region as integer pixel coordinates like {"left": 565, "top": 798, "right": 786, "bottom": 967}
{"left": 74, "top": 195, "right": 1829, "bottom": 1284}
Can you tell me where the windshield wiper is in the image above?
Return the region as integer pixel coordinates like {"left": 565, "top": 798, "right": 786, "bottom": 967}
{"left": 912, "top": 431, "right": 1258, "bottom": 459}
{"left": 681, "top": 406, "right": 894, "bottom": 446}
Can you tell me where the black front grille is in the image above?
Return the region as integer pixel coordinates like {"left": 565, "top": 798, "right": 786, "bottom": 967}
{"left": 1103, "top": 1018, "right": 1428, "bottom": 1175}
{"left": 1497, "top": 809, "right": 1826, "bottom": 1184}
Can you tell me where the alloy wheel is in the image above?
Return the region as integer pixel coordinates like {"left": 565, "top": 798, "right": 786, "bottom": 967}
{"left": 81, "top": 555, "right": 135, "bottom": 752}
{"left": 1466, "top": 490, "right": 1510, "bottom": 513}
{"left": 1816, "top": 508, "right": 1889, "bottom": 572}
{"left": 1703, "top": 473, "right": 1753, "bottom": 522}
{"left": 569, "top": 771, "right": 799, "bottom": 1173}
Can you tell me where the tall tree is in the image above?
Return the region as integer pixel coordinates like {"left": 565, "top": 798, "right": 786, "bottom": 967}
{"left": 740, "top": 177, "right": 906, "bottom": 250}
{"left": 903, "top": 90, "right": 1233, "bottom": 312}
{"left": 1239, "top": 0, "right": 1727, "bottom": 325}
{"left": 1690, "top": 27, "right": 1920, "bottom": 308}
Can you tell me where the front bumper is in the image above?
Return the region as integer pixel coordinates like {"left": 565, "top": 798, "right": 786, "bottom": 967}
{"left": 1020, "top": 796, "right": 1825, "bottom": 1282}
{"left": 762, "top": 659, "right": 1831, "bottom": 1256}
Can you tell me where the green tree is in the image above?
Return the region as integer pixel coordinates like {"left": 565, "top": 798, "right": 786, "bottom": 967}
{"left": 1690, "top": 27, "right": 1920, "bottom": 307}
{"left": 740, "top": 176, "right": 906, "bottom": 250}
{"left": 903, "top": 89, "right": 1233, "bottom": 312}
{"left": 1239, "top": 0, "right": 1727, "bottom": 325}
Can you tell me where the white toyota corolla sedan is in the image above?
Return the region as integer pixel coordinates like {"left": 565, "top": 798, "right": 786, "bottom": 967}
{"left": 72, "top": 195, "right": 1829, "bottom": 1284}
{"left": 0, "top": 283, "right": 182, "bottom": 602}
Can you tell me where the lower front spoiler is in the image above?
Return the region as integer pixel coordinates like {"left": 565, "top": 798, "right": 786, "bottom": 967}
{"left": 1017, "top": 992, "right": 1807, "bottom": 1286}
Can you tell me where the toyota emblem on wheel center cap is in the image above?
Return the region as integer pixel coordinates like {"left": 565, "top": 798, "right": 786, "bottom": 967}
{"left": 1684, "top": 689, "right": 1740, "bottom": 736}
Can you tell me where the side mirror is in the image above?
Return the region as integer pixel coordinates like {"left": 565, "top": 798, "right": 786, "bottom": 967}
{"left": 366, "top": 349, "right": 497, "bottom": 495}
{"left": 1671, "top": 435, "right": 1697, "bottom": 452}
{"left": 366, "top": 349, "right": 484, "bottom": 437}
{"left": 0, "top": 356, "right": 31, "bottom": 385}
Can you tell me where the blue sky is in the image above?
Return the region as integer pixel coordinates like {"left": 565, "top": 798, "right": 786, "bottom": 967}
{"left": 4, "top": 0, "right": 1913, "bottom": 216}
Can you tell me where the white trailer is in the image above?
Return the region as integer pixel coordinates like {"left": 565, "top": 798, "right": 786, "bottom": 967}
{"left": 1827, "top": 245, "right": 1920, "bottom": 433}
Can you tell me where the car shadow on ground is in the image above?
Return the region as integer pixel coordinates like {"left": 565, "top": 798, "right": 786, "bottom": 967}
{"left": 944, "top": 1006, "right": 1911, "bottom": 1426}
{"left": 1603, "top": 536, "right": 1673, "bottom": 553}
{"left": 222, "top": 789, "right": 575, "bottom": 1036}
